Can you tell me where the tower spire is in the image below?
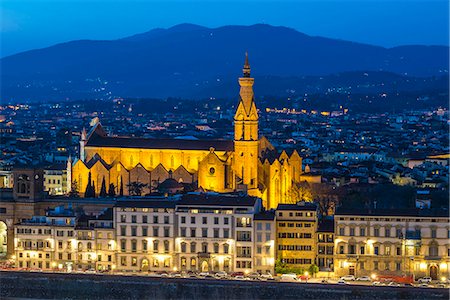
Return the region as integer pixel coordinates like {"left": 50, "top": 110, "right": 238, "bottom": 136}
{"left": 243, "top": 52, "right": 250, "bottom": 77}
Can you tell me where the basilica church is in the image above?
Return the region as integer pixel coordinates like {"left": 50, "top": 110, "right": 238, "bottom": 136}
{"left": 70, "top": 54, "right": 304, "bottom": 209}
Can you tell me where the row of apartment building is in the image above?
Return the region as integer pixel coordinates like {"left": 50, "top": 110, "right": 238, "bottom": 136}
{"left": 13, "top": 193, "right": 450, "bottom": 280}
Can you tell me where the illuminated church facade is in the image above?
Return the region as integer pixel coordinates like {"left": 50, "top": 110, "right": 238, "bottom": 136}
{"left": 70, "top": 54, "right": 303, "bottom": 209}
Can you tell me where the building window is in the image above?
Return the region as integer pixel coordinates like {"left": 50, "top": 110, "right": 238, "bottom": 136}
{"left": 256, "top": 223, "right": 262, "bottom": 230}
{"left": 131, "top": 227, "right": 137, "bottom": 236}
{"left": 164, "top": 227, "right": 170, "bottom": 237}
{"left": 164, "top": 240, "right": 170, "bottom": 253}
{"left": 265, "top": 223, "right": 271, "bottom": 231}
{"left": 360, "top": 262, "right": 365, "bottom": 270}
{"left": 360, "top": 246, "right": 365, "bottom": 255}
{"left": 121, "top": 240, "right": 126, "bottom": 252}
{"left": 142, "top": 216, "right": 148, "bottom": 223}
{"left": 224, "top": 218, "right": 229, "bottom": 225}
{"left": 360, "top": 228, "right": 366, "bottom": 237}
{"left": 214, "top": 217, "right": 219, "bottom": 225}
{"left": 153, "top": 227, "right": 159, "bottom": 237}
{"left": 190, "top": 242, "right": 196, "bottom": 253}
{"left": 339, "top": 245, "right": 344, "bottom": 254}
{"left": 153, "top": 241, "right": 159, "bottom": 253}
{"left": 339, "top": 227, "right": 345, "bottom": 236}
{"left": 180, "top": 227, "right": 186, "bottom": 237}
{"left": 396, "top": 246, "right": 401, "bottom": 256}
{"left": 202, "top": 242, "right": 208, "bottom": 253}
{"left": 349, "top": 228, "right": 355, "bottom": 236}
{"left": 374, "top": 246, "right": 379, "bottom": 255}
{"left": 202, "top": 217, "right": 207, "bottom": 224}
{"left": 223, "top": 229, "right": 229, "bottom": 238}
{"left": 385, "top": 228, "right": 391, "bottom": 237}
{"left": 213, "top": 228, "right": 219, "bottom": 238}
{"left": 431, "top": 229, "right": 437, "bottom": 238}
{"left": 191, "top": 217, "right": 196, "bottom": 224}
{"left": 257, "top": 233, "right": 262, "bottom": 242}
{"left": 373, "top": 228, "right": 379, "bottom": 237}
{"left": 121, "top": 215, "right": 126, "bottom": 222}
{"left": 214, "top": 243, "right": 219, "bottom": 254}
{"left": 236, "top": 231, "right": 251, "bottom": 242}
{"left": 385, "top": 245, "right": 390, "bottom": 256}
{"left": 396, "top": 262, "right": 401, "bottom": 271}
{"left": 142, "top": 240, "right": 148, "bottom": 252}
{"left": 181, "top": 216, "right": 186, "bottom": 224}
{"left": 120, "top": 226, "right": 126, "bottom": 236}
{"left": 181, "top": 242, "right": 186, "bottom": 253}
{"left": 142, "top": 227, "right": 148, "bottom": 237}
{"left": 153, "top": 216, "right": 159, "bottom": 224}
{"left": 202, "top": 228, "right": 208, "bottom": 238}
{"left": 191, "top": 258, "right": 196, "bottom": 268}
{"left": 131, "top": 240, "right": 137, "bottom": 252}
{"left": 164, "top": 216, "right": 169, "bottom": 224}
{"left": 223, "top": 243, "right": 229, "bottom": 254}
{"left": 131, "top": 215, "right": 137, "bottom": 223}
{"left": 374, "top": 261, "right": 378, "bottom": 270}
{"left": 191, "top": 228, "right": 196, "bottom": 237}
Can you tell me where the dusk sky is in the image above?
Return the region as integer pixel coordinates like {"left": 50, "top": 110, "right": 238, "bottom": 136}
{"left": 1, "top": 0, "right": 449, "bottom": 58}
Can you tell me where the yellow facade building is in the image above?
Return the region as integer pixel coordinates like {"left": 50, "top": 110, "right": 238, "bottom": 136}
{"left": 275, "top": 202, "right": 318, "bottom": 271}
{"left": 70, "top": 54, "right": 304, "bottom": 209}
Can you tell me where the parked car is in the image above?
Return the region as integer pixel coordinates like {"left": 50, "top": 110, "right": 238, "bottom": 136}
{"left": 214, "top": 271, "right": 228, "bottom": 279}
{"left": 260, "top": 273, "right": 274, "bottom": 281}
{"left": 340, "top": 275, "right": 356, "bottom": 281}
{"left": 356, "top": 276, "right": 371, "bottom": 281}
{"left": 280, "top": 273, "right": 299, "bottom": 282}
{"left": 230, "top": 272, "right": 244, "bottom": 277}
{"left": 337, "top": 279, "right": 348, "bottom": 285}
{"left": 388, "top": 282, "right": 401, "bottom": 287}
{"left": 247, "top": 272, "right": 260, "bottom": 279}
{"left": 418, "top": 283, "right": 431, "bottom": 288}
{"left": 372, "top": 281, "right": 381, "bottom": 286}
{"left": 321, "top": 279, "right": 329, "bottom": 283}
{"left": 234, "top": 275, "right": 245, "bottom": 280}
{"left": 418, "top": 277, "right": 432, "bottom": 284}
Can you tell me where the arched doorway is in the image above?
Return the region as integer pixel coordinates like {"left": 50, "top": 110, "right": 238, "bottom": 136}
{"left": 0, "top": 221, "right": 7, "bottom": 259}
{"left": 141, "top": 259, "right": 149, "bottom": 272}
{"left": 201, "top": 260, "right": 209, "bottom": 272}
{"left": 430, "top": 265, "right": 438, "bottom": 280}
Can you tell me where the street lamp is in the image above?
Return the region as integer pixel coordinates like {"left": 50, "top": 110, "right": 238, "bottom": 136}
{"left": 304, "top": 271, "right": 309, "bottom": 283}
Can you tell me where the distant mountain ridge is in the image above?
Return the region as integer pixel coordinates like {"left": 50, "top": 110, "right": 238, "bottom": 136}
{"left": 1, "top": 23, "right": 448, "bottom": 102}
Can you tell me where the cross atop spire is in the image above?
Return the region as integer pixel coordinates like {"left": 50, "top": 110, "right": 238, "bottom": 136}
{"left": 243, "top": 52, "right": 251, "bottom": 77}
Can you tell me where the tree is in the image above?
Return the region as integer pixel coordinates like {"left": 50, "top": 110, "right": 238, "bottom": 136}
{"left": 308, "top": 264, "right": 319, "bottom": 278}
{"left": 108, "top": 183, "right": 116, "bottom": 197}
{"left": 99, "top": 176, "right": 107, "bottom": 197}
{"left": 297, "top": 181, "right": 313, "bottom": 202}
{"left": 69, "top": 180, "right": 80, "bottom": 198}
{"left": 119, "top": 177, "right": 124, "bottom": 196}
{"left": 127, "top": 181, "right": 148, "bottom": 196}
{"left": 84, "top": 172, "right": 93, "bottom": 198}
{"left": 92, "top": 182, "right": 96, "bottom": 198}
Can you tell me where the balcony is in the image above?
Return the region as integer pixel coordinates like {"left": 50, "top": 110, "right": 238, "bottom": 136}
{"left": 424, "top": 256, "right": 441, "bottom": 261}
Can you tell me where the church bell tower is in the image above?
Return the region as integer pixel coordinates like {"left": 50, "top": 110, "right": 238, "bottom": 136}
{"left": 233, "top": 53, "right": 259, "bottom": 192}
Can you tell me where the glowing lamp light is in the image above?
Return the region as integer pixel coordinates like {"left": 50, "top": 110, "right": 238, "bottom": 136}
{"left": 419, "top": 262, "right": 427, "bottom": 271}
{"left": 441, "top": 277, "right": 446, "bottom": 282}
{"left": 343, "top": 261, "right": 349, "bottom": 268}
{"left": 244, "top": 269, "right": 250, "bottom": 274}
{"left": 440, "top": 263, "right": 447, "bottom": 270}
{"left": 51, "top": 262, "right": 57, "bottom": 268}
{"left": 371, "top": 273, "right": 377, "bottom": 280}
{"left": 173, "top": 267, "right": 178, "bottom": 272}
{"left": 58, "top": 264, "right": 63, "bottom": 269}
{"left": 304, "top": 271, "right": 309, "bottom": 277}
